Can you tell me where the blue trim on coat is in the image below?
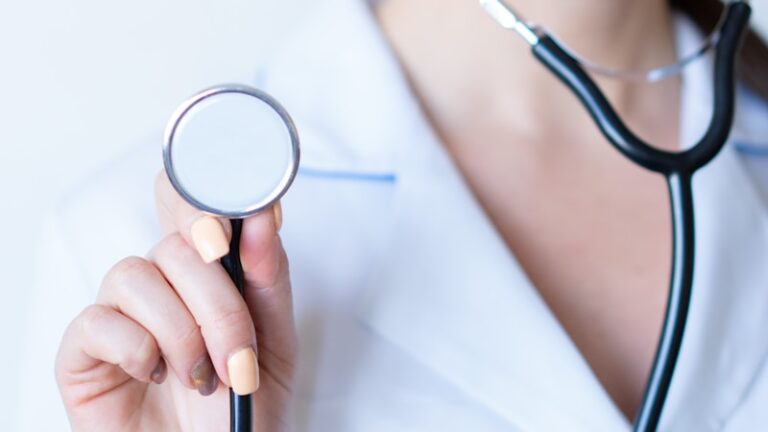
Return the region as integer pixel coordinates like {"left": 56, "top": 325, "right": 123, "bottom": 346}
{"left": 733, "top": 142, "right": 768, "bottom": 157}
{"left": 298, "top": 167, "right": 397, "bottom": 183}
{"left": 296, "top": 142, "right": 767, "bottom": 183}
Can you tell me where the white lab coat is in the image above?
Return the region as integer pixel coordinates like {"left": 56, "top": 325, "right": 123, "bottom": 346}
{"left": 16, "top": 0, "right": 768, "bottom": 430}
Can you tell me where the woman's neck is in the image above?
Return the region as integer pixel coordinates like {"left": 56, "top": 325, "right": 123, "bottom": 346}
{"left": 374, "top": 4, "right": 682, "bottom": 418}
{"left": 374, "top": 0, "right": 680, "bottom": 148}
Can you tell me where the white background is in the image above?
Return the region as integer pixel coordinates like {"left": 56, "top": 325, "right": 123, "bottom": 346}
{"left": 0, "top": 0, "right": 767, "bottom": 428}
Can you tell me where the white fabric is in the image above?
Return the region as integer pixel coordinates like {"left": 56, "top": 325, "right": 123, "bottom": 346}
{"left": 16, "top": 0, "right": 768, "bottom": 430}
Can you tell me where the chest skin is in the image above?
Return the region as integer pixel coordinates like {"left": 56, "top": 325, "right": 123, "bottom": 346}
{"left": 445, "top": 126, "right": 674, "bottom": 420}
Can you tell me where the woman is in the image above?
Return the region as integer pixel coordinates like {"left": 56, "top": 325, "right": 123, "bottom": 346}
{"left": 27, "top": 0, "right": 768, "bottom": 429}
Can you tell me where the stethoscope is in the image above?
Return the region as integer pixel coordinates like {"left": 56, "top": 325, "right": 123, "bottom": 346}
{"left": 161, "top": 1, "right": 752, "bottom": 431}
{"left": 164, "top": 86, "right": 300, "bottom": 432}
{"left": 481, "top": 0, "right": 752, "bottom": 431}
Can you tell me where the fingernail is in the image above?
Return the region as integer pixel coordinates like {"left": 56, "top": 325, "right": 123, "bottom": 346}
{"left": 191, "top": 216, "right": 229, "bottom": 263}
{"left": 191, "top": 355, "right": 218, "bottom": 396}
{"left": 150, "top": 358, "right": 167, "bottom": 384}
{"left": 273, "top": 201, "right": 283, "bottom": 232}
{"left": 228, "top": 347, "right": 260, "bottom": 395}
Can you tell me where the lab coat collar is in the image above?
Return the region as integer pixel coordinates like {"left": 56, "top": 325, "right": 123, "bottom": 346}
{"left": 344, "top": 3, "right": 629, "bottom": 425}
{"left": 327, "top": 0, "right": 628, "bottom": 429}
{"left": 349, "top": 8, "right": 768, "bottom": 431}
{"left": 257, "top": 0, "right": 419, "bottom": 175}
{"left": 263, "top": 2, "right": 768, "bottom": 430}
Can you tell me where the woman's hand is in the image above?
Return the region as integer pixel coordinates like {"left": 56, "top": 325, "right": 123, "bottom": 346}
{"left": 55, "top": 171, "right": 297, "bottom": 431}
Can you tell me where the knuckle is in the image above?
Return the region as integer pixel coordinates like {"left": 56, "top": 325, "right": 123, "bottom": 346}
{"left": 154, "top": 232, "right": 195, "bottom": 262}
{"left": 207, "top": 304, "right": 253, "bottom": 340}
{"left": 103, "top": 256, "right": 155, "bottom": 289}
{"left": 77, "top": 304, "right": 111, "bottom": 336}
{"left": 102, "top": 256, "right": 159, "bottom": 299}
{"left": 167, "top": 320, "right": 203, "bottom": 354}
{"left": 123, "top": 333, "right": 157, "bottom": 377}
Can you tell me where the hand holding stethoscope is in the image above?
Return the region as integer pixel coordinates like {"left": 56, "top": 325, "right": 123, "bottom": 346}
{"left": 56, "top": 87, "right": 300, "bottom": 431}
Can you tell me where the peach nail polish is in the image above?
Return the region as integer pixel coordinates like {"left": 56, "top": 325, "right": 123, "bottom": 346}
{"left": 273, "top": 202, "right": 283, "bottom": 232}
{"left": 228, "top": 347, "right": 260, "bottom": 395}
{"left": 191, "top": 216, "right": 229, "bottom": 263}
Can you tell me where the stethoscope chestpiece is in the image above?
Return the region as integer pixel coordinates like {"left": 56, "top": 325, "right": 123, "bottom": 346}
{"left": 163, "top": 84, "right": 300, "bottom": 219}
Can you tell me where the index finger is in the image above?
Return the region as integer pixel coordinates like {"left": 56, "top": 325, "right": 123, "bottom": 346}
{"left": 154, "top": 170, "right": 233, "bottom": 263}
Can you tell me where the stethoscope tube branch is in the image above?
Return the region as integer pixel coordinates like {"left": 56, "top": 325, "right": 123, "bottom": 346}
{"left": 527, "top": 3, "right": 751, "bottom": 431}
{"left": 530, "top": 2, "right": 751, "bottom": 175}
{"left": 684, "top": 2, "right": 752, "bottom": 170}
{"left": 220, "top": 219, "right": 254, "bottom": 432}
{"left": 531, "top": 36, "right": 676, "bottom": 174}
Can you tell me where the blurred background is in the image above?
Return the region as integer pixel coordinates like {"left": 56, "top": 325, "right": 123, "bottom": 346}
{"left": 0, "top": 0, "right": 766, "bottom": 428}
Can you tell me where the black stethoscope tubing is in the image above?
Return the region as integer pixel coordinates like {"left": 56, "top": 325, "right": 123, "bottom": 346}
{"left": 529, "top": 3, "right": 751, "bottom": 430}
{"left": 221, "top": 219, "right": 253, "bottom": 432}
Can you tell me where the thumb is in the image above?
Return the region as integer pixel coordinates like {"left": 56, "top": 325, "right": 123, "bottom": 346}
{"left": 239, "top": 202, "right": 297, "bottom": 383}
{"left": 240, "top": 202, "right": 282, "bottom": 288}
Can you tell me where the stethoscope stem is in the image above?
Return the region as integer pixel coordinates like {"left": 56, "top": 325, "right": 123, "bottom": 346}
{"left": 505, "top": 2, "right": 751, "bottom": 430}
{"left": 221, "top": 219, "right": 253, "bottom": 432}
{"left": 635, "top": 172, "right": 696, "bottom": 431}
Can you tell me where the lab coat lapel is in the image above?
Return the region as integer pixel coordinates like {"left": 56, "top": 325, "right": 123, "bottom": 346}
{"left": 353, "top": 11, "right": 768, "bottom": 432}
{"left": 281, "top": 3, "right": 623, "bottom": 427}
{"left": 663, "top": 139, "right": 768, "bottom": 431}
{"left": 355, "top": 92, "right": 629, "bottom": 431}
{"left": 659, "top": 18, "right": 768, "bottom": 429}
{"left": 346, "top": 0, "right": 619, "bottom": 428}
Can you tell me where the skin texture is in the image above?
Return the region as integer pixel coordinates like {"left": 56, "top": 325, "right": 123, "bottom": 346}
{"left": 375, "top": 0, "right": 681, "bottom": 420}
{"left": 56, "top": 173, "right": 296, "bottom": 431}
